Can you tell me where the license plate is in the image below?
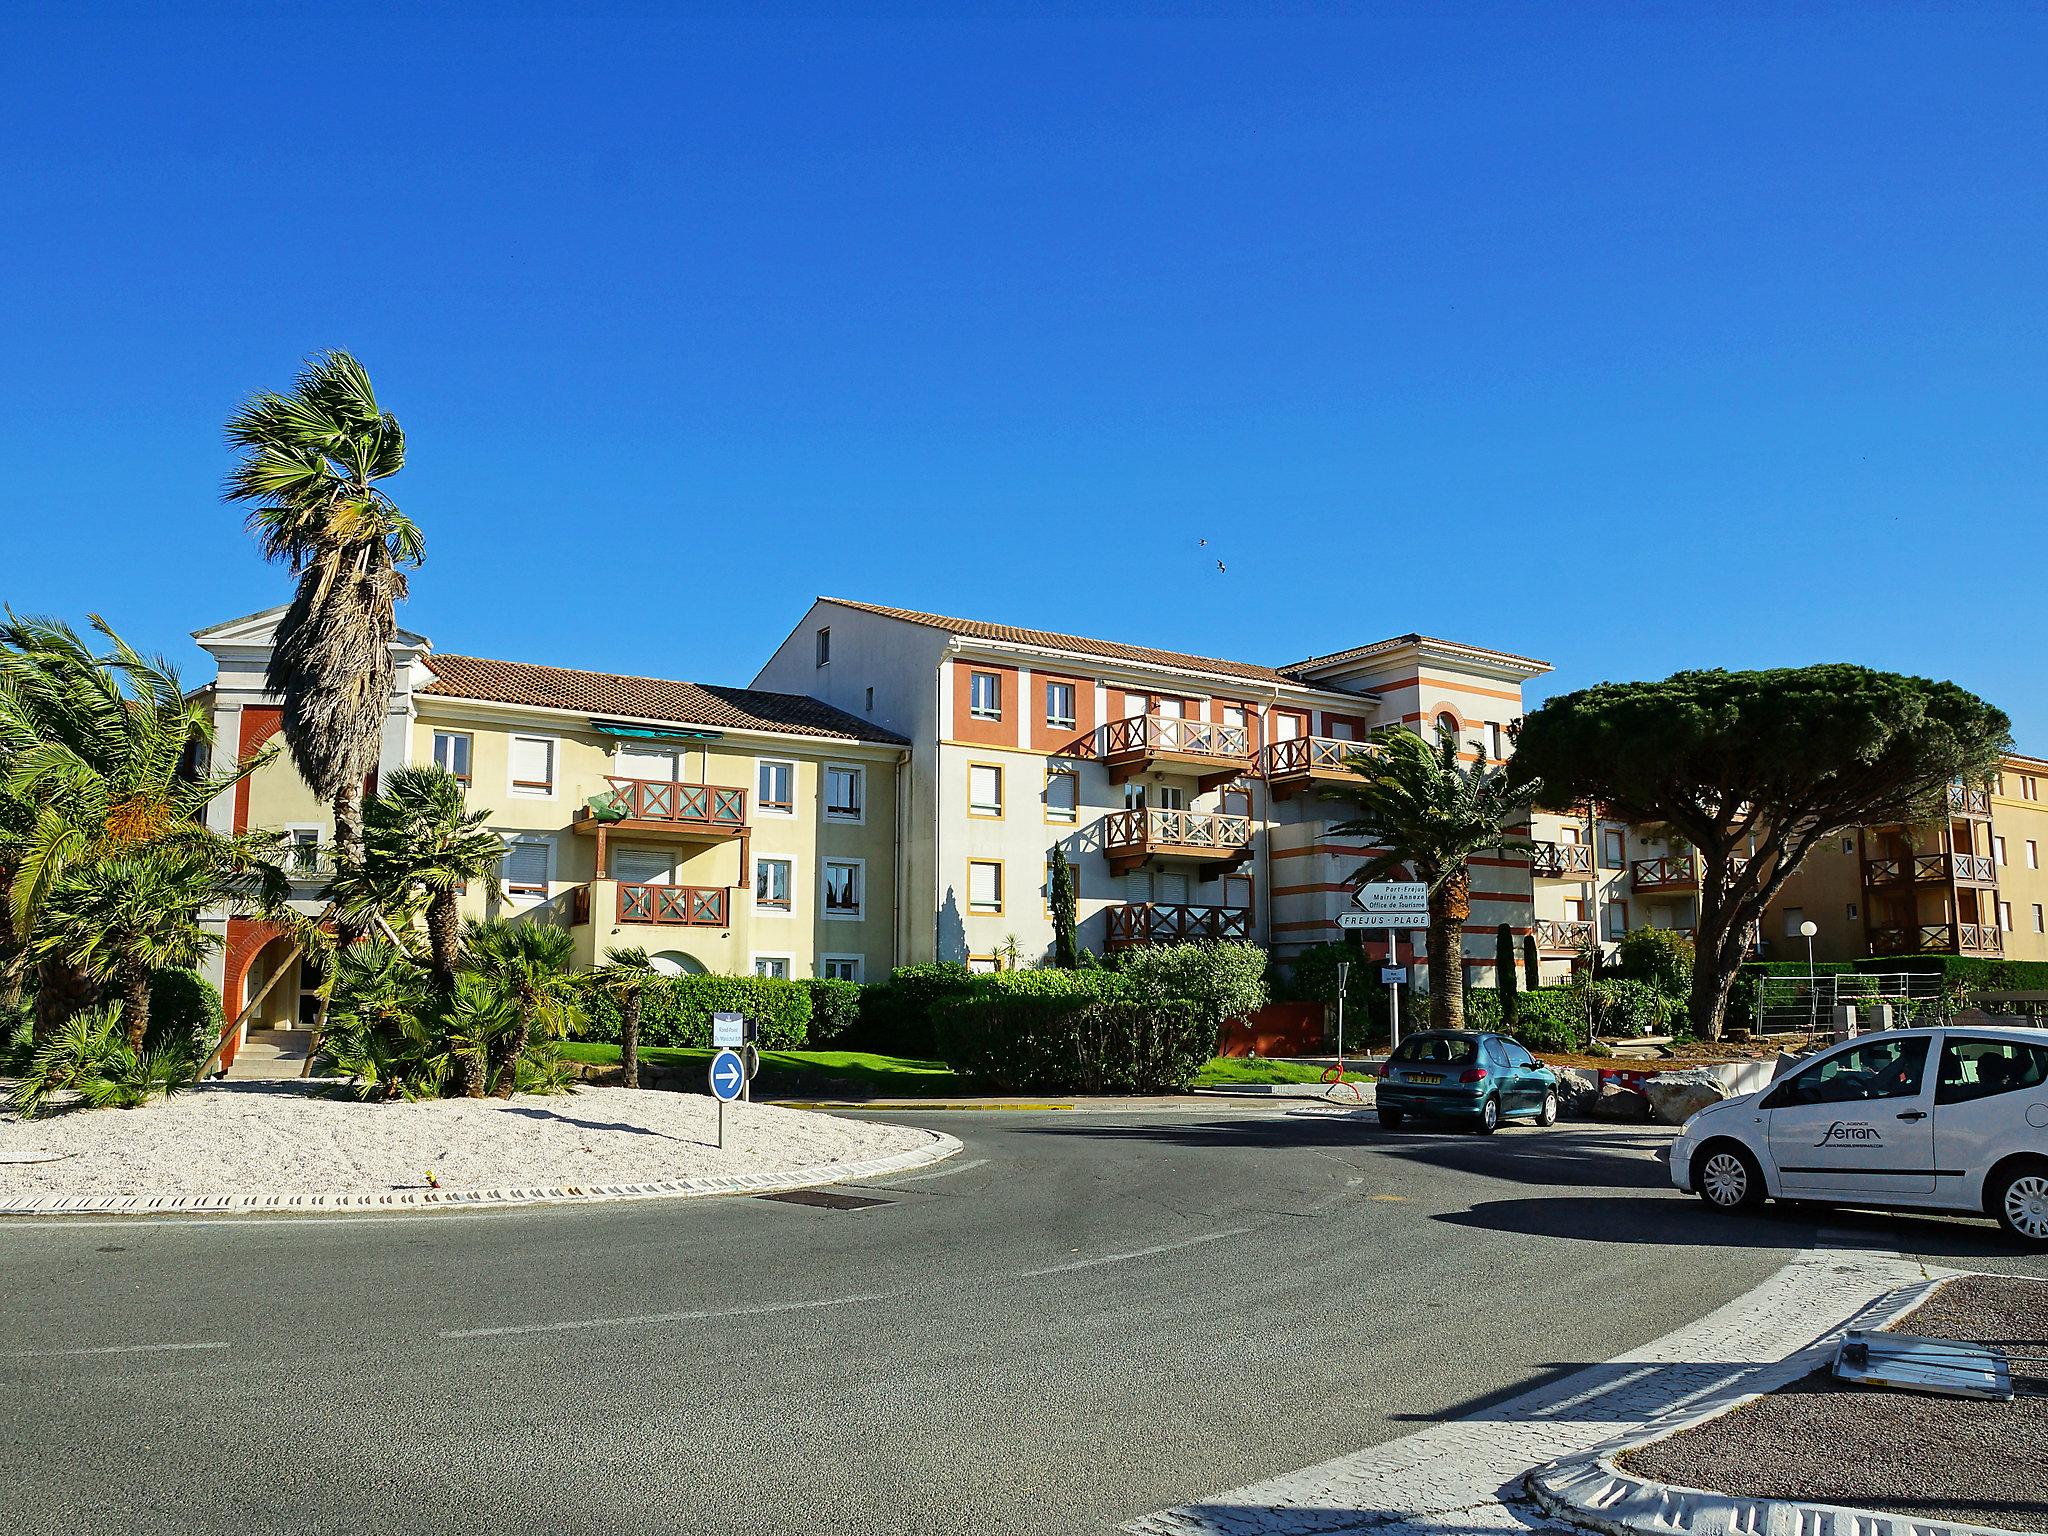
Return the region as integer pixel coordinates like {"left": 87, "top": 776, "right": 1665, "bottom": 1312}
{"left": 1406, "top": 1073, "right": 1443, "bottom": 1085}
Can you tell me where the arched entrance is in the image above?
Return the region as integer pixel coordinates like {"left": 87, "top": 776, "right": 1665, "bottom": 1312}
{"left": 650, "top": 951, "right": 708, "bottom": 977}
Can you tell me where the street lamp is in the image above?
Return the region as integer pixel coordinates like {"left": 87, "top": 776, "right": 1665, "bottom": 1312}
{"left": 1800, "top": 920, "right": 1819, "bottom": 1035}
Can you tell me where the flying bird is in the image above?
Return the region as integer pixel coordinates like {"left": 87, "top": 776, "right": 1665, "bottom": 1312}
{"left": 1216, "top": 560, "right": 1227, "bottom": 573}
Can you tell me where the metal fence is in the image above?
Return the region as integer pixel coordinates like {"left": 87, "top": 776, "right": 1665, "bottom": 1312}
{"left": 1750, "top": 971, "right": 1952, "bottom": 1036}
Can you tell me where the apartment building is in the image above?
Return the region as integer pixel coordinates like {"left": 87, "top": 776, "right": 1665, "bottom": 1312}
{"left": 1761, "top": 752, "right": 2048, "bottom": 966}
{"left": 1524, "top": 807, "right": 1702, "bottom": 983}
{"left": 191, "top": 608, "right": 906, "bottom": 1030}
{"left": 752, "top": 599, "right": 1550, "bottom": 972}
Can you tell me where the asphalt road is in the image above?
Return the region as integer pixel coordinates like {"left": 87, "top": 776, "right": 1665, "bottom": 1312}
{"left": 3, "top": 1106, "right": 2042, "bottom": 1535}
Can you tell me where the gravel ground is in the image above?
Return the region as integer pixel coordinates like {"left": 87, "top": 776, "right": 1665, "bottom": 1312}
{"left": 0, "top": 1081, "right": 933, "bottom": 1200}
{"left": 1622, "top": 1274, "right": 2048, "bottom": 1533}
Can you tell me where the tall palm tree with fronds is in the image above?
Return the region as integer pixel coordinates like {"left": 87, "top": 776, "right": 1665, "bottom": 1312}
{"left": 597, "top": 946, "right": 659, "bottom": 1089}
{"left": 223, "top": 351, "right": 421, "bottom": 914}
{"left": 361, "top": 766, "right": 504, "bottom": 994}
{"left": 1327, "top": 725, "right": 1543, "bottom": 1031}
{"left": 0, "top": 615, "right": 284, "bottom": 1039}
{"left": 462, "top": 919, "right": 583, "bottom": 1098}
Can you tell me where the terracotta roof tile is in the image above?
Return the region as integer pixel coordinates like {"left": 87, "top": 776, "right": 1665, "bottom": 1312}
{"left": 822, "top": 598, "right": 1298, "bottom": 685}
{"left": 419, "top": 654, "right": 907, "bottom": 745}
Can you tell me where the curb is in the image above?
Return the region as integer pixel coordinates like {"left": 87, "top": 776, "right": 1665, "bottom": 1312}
{"left": 770, "top": 1101, "right": 1076, "bottom": 1112}
{"left": 0, "top": 1128, "right": 962, "bottom": 1219}
{"left": 1525, "top": 1273, "right": 2016, "bottom": 1536}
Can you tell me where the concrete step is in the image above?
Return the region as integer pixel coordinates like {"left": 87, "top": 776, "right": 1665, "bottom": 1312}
{"left": 224, "top": 1028, "right": 312, "bottom": 1080}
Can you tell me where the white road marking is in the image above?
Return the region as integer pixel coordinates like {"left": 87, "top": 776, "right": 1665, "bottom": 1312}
{"left": 1015, "top": 1227, "right": 1249, "bottom": 1278}
{"left": 3, "top": 1340, "right": 230, "bottom": 1360}
{"left": 882, "top": 1157, "right": 989, "bottom": 1183}
{"left": 440, "top": 1289, "right": 905, "bottom": 1340}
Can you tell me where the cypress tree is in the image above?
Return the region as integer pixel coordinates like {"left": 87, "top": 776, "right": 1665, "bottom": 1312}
{"left": 1049, "top": 844, "right": 1080, "bottom": 968}
{"left": 1522, "top": 933, "right": 1539, "bottom": 993}
{"left": 1496, "top": 922, "right": 1518, "bottom": 1031}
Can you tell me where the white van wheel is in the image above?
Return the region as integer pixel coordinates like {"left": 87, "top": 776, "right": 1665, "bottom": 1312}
{"left": 1696, "top": 1143, "right": 1764, "bottom": 1212}
{"left": 1992, "top": 1165, "right": 2048, "bottom": 1247}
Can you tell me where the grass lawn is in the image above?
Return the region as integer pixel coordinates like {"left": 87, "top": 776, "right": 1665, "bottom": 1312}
{"left": 562, "top": 1042, "right": 1333, "bottom": 1095}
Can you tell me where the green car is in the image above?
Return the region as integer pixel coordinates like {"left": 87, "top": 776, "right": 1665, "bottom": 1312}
{"left": 1373, "top": 1030, "right": 1559, "bottom": 1134}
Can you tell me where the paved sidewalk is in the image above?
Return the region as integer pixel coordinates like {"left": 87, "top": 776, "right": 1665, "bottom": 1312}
{"left": 1126, "top": 1248, "right": 1945, "bottom": 1536}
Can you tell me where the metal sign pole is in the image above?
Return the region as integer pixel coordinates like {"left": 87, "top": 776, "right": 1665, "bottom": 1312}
{"left": 1388, "top": 931, "right": 1402, "bottom": 1054}
{"left": 717, "top": 1097, "right": 724, "bottom": 1151}
{"left": 1335, "top": 960, "right": 1350, "bottom": 1072}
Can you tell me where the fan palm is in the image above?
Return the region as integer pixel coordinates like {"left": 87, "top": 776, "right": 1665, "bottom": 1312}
{"left": 320, "top": 940, "right": 434, "bottom": 1098}
{"left": 462, "top": 919, "right": 583, "bottom": 1098}
{"left": 360, "top": 766, "right": 505, "bottom": 994}
{"left": 0, "top": 616, "right": 285, "bottom": 1039}
{"left": 1327, "top": 726, "right": 1543, "bottom": 1031}
{"left": 597, "top": 946, "right": 659, "bottom": 1088}
{"left": 223, "top": 351, "right": 421, "bottom": 907}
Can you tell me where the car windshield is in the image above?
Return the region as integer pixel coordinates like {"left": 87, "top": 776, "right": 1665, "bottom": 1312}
{"left": 1393, "top": 1036, "right": 1477, "bottom": 1065}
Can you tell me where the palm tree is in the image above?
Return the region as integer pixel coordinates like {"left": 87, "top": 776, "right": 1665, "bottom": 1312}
{"left": 1327, "top": 725, "right": 1542, "bottom": 1031}
{"left": 0, "top": 616, "right": 284, "bottom": 1040}
{"left": 223, "top": 351, "right": 421, "bottom": 910}
{"left": 28, "top": 852, "right": 226, "bottom": 1053}
{"left": 462, "top": 919, "right": 583, "bottom": 1097}
{"left": 361, "top": 766, "right": 504, "bottom": 994}
{"left": 597, "top": 946, "right": 659, "bottom": 1089}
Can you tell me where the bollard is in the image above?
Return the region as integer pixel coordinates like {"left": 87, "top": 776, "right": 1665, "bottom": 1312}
{"left": 1832, "top": 1003, "right": 1859, "bottom": 1042}
{"left": 1869, "top": 1003, "right": 1895, "bottom": 1032}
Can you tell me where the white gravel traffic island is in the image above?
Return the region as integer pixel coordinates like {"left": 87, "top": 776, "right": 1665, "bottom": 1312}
{"left": 0, "top": 1081, "right": 959, "bottom": 1215}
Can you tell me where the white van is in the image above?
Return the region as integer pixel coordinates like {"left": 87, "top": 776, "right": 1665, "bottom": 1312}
{"left": 1669, "top": 1025, "right": 2048, "bottom": 1246}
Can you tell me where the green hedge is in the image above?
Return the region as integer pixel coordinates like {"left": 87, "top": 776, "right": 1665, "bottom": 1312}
{"left": 1467, "top": 977, "right": 1674, "bottom": 1052}
{"left": 930, "top": 971, "right": 1211, "bottom": 1092}
{"left": 575, "top": 974, "right": 811, "bottom": 1049}
{"left": 801, "top": 978, "right": 863, "bottom": 1045}
{"left": 853, "top": 964, "right": 976, "bottom": 1054}
{"left": 1113, "top": 941, "right": 1267, "bottom": 1032}
{"left": 1853, "top": 955, "right": 2048, "bottom": 991}
{"left": 148, "top": 967, "right": 225, "bottom": 1051}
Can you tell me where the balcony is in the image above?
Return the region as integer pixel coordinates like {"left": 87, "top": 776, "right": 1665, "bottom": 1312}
{"left": 1630, "top": 855, "right": 1698, "bottom": 894}
{"left": 1100, "top": 807, "right": 1253, "bottom": 875}
{"left": 570, "top": 880, "right": 731, "bottom": 930}
{"left": 1867, "top": 921, "right": 2003, "bottom": 957}
{"left": 1534, "top": 918, "right": 1593, "bottom": 952}
{"left": 1949, "top": 783, "right": 1993, "bottom": 818}
{"left": 1260, "top": 736, "right": 1366, "bottom": 800}
{"left": 1101, "top": 715, "right": 1250, "bottom": 791}
{"left": 1103, "top": 902, "right": 1252, "bottom": 949}
{"left": 1530, "top": 841, "right": 1594, "bottom": 879}
{"left": 572, "top": 777, "right": 748, "bottom": 848}
{"left": 1865, "top": 852, "right": 1998, "bottom": 888}
{"left": 281, "top": 843, "right": 336, "bottom": 882}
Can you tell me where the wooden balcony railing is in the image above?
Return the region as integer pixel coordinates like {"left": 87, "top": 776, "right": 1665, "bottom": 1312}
{"left": 1259, "top": 735, "right": 1370, "bottom": 797}
{"left": 1103, "top": 902, "right": 1253, "bottom": 948}
{"left": 587, "top": 777, "right": 747, "bottom": 831}
{"left": 1868, "top": 921, "right": 2004, "bottom": 957}
{"left": 1630, "top": 855, "right": 1698, "bottom": 892}
{"left": 616, "top": 882, "right": 730, "bottom": 928}
{"left": 1101, "top": 808, "right": 1253, "bottom": 871}
{"left": 1100, "top": 715, "right": 1251, "bottom": 788}
{"left": 1949, "top": 783, "right": 1993, "bottom": 818}
{"left": 1534, "top": 918, "right": 1593, "bottom": 952}
{"left": 1866, "top": 852, "right": 1997, "bottom": 887}
{"left": 1530, "top": 841, "right": 1593, "bottom": 878}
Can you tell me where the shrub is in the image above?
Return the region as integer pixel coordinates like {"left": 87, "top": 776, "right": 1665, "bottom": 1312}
{"left": 1589, "top": 977, "right": 1671, "bottom": 1038}
{"left": 147, "top": 967, "right": 226, "bottom": 1053}
{"left": 1614, "top": 928, "right": 1693, "bottom": 1000}
{"left": 801, "top": 978, "right": 863, "bottom": 1045}
{"left": 11, "top": 1003, "right": 203, "bottom": 1117}
{"left": 853, "top": 963, "right": 975, "bottom": 1055}
{"left": 1278, "top": 942, "right": 1378, "bottom": 1013}
{"left": 576, "top": 973, "right": 812, "bottom": 1050}
{"left": 1114, "top": 941, "right": 1267, "bottom": 1035}
{"left": 1507, "top": 986, "right": 1587, "bottom": 1054}
{"left": 931, "top": 973, "right": 1210, "bottom": 1092}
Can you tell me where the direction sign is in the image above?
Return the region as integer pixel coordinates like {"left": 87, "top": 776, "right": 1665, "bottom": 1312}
{"left": 1355, "top": 881, "right": 1428, "bottom": 914}
{"left": 708, "top": 1048, "right": 746, "bottom": 1103}
{"left": 711, "top": 1012, "right": 746, "bottom": 1049}
{"left": 1338, "top": 911, "right": 1423, "bottom": 929}
{"left": 1381, "top": 966, "right": 1408, "bottom": 984}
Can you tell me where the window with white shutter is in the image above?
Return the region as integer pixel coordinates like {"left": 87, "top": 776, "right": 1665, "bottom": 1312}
{"left": 502, "top": 838, "right": 551, "bottom": 896}
{"left": 508, "top": 735, "right": 555, "bottom": 796}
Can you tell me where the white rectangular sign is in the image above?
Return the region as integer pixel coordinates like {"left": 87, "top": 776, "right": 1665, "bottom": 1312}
{"left": 1338, "top": 911, "right": 1425, "bottom": 929}
{"left": 711, "top": 1012, "right": 746, "bottom": 1048}
{"left": 1356, "top": 881, "right": 1428, "bottom": 913}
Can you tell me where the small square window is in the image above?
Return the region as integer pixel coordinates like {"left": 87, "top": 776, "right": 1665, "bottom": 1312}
{"left": 502, "top": 837, "right": 550, "bottom": 897}
{"left": 823, "top": 858, "right": 863, "bottom": 919}
{"left": 1044, "top": 768, "right": 1078, "bottom": 824}
{"left": 969, "top": 671, "right": 1002, "bottom": 721}
{"left": 815, "top": 627, "right": 830, "bottom": 666}
{"left": 509, "top": 735, "right": 555, "bottom": 796}
{"left": 758, "top": 760, "right": 795, "bottom": 814}
{"left": 824, "top": 764, "right": 864, "bottom": 823}
{"left": 754, "top": 955, "right": 791, "bottom": 980}
{"left": 821, "top": 955, "right": 864, "bottom": 982}
{"left": 969, "top": 764, "right": 1004, "bottom": 818}
{"left": 755, "top": 858, "right": 792, "bottom": 911}
{"left": 968, "top": 860, "right": 1004, "bottom": 914}
{"left": 966, "top": 955, "right": 999, "bottom": 975}
{"left": 1045, "top": 681, "right": 1077, "bottom": 729}
{"left": 432, "top": 731, "right": 472, "bottom": 784}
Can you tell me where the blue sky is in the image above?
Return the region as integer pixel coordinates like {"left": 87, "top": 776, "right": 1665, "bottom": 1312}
{"left": 3, "top": 4, "right": 2043, "bottom": 742}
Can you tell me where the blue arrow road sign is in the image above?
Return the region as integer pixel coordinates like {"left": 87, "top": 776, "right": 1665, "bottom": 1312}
{"left": 708, "top": 1048, "right": 746, "bottom": 1103}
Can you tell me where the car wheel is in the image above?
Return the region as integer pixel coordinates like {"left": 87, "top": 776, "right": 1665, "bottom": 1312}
{"left": 1695, "top": 1141, "right": 1765, "bottom": 1213}
{"left": 1990, "top": 1161, "right": 2048, "bottom": 1248}
{"left": 1377, "top": 1108, "right": 1404, "bottom": 1129}
{"left": 1536, "top": 1089, "right": 1558, "bottom": 1127}
{"left": 1475, "top": 1095, "right": 1500, "bottom": 1135}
